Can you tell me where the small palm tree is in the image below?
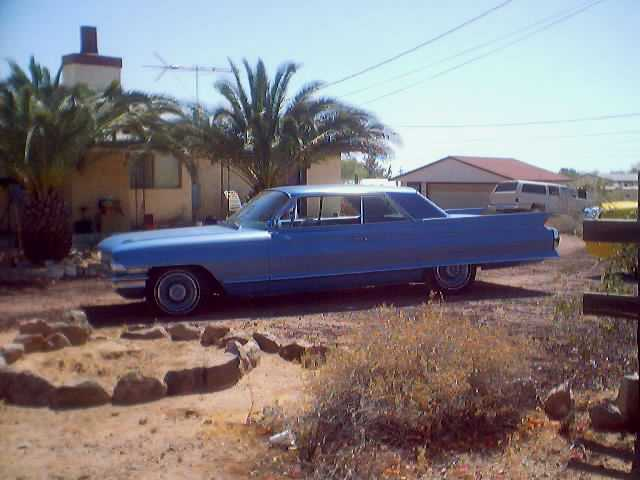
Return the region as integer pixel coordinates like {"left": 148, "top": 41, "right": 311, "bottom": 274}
{"left": 213, "top": 59, "right": 398, "bottom": 193}
{"left": 0, "top": 57, "right": 176, "bottom": 263}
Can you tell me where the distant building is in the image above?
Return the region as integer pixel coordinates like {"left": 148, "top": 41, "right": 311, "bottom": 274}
{"left": 393, "top": 155, "right": 569, "bottom": 209}
{"left": 570, "top": 172, "right": 638, "bottom": 202}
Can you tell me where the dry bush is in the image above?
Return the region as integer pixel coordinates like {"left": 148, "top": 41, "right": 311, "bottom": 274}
{"left": 297, "top": 306, "right": 533, "bottom": 477}
{"left": 545, "top": 295, "right": 636, "bottom": 390}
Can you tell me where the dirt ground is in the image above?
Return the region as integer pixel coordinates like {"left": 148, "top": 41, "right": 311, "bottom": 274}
{"left": 1, "top": 235, "right": 637, "bottom": 479}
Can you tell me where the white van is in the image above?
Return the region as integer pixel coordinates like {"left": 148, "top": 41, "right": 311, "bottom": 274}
{"left": 488, "top": 180, "right": 590, "bottom": 215}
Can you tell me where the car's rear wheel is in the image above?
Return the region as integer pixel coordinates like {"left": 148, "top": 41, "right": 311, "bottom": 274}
{"left": 148, "top": 269, "right": 207, "bottom": 316}
{"left": 428, "top": 264, "right": 476, "bottom": 294}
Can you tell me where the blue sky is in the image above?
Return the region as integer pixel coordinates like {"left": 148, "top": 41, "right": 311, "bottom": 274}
{"left": 1, "top": 0, "right": 638, "bottom": 174}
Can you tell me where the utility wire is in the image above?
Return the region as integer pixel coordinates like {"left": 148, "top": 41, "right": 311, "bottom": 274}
{"left": 396, "top": 112, "right": 640, "bottom": 129}
{"left": 322, "top": 0, "right": 514, "bottom": 89}
{"left": 420, "top": 129, "right": 640, "bottom": 145}
{"left": 337, "top": 0, "right": 598, "bottom": 100}
{"left": 362, "top": 0, "right": 607, "bottom": 105}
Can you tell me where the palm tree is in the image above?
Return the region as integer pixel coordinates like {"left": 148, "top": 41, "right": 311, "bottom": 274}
{"left": 0, "top": 57, "right": 176, "bottom": 263}
{"left": 213, "top": 59, "right": 398, "bottom": 193}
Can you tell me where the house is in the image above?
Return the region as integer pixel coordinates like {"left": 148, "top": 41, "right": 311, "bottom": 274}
{"left": 393, "top": 155, "right": 570, "bottom": 209}
{"left": 570, "top": 172, "right": 638, "bottom": 202}
{"left": 1, "top": 26, "right": 340, "bottom": 239}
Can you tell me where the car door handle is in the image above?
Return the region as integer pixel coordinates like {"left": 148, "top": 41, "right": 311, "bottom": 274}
{"left": 354, "top": 236, "right": 368, "bottom": 241}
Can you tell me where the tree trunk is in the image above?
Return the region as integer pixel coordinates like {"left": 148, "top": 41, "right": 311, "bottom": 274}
{"left": 22, "top": 189, "right": 72, "bottom": 264}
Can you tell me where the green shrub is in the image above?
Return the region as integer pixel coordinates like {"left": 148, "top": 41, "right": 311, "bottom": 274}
{"left": 297, "top": 307, "right": 531, "bottom": 477}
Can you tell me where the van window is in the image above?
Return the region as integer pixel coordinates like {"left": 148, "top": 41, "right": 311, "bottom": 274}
{"left": 548, "top": 185, "right": 559, "bottom": 196}
{"left": 494, "top": 182, "right": 517, "bottom": 193}
{"left": 522, "top": 183, "right": 547, "bottom": 195}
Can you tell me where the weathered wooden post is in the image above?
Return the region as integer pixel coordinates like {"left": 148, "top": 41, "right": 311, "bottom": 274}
{"left": 582, "top": 171, "right": 640, "bottom": 471}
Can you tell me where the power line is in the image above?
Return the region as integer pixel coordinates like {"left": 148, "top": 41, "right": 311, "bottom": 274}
{"left": 336, "top": 0, "right": 598, "bottom": 100}
{"left": 419, "top": 129, "right": 640, "bottom": 145}
{"left": 322, "top": 0, "right": 514, "bottom": 89}
{"left": 362, "top": 0, "right": 607, "bottom": 105}
{"left": 396, "top": 112, "right": 640, "bottom": 129}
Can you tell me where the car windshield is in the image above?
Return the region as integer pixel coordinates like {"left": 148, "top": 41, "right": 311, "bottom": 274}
{"left": 226, "top": 190, "right": 289, "bottom": 229}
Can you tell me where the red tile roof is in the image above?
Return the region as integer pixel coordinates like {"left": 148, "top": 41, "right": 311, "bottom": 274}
{"left": 450, "top": 156, "right": 571, "bottom": 182}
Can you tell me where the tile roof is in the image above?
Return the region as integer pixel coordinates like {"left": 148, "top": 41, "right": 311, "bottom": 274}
{"left": 448, "top": 156, "right": 570, "bottom": 182}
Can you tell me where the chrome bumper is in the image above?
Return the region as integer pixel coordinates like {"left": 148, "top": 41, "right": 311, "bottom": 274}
{"left": 111, "top": 271, "right": 149, "bottom": 299}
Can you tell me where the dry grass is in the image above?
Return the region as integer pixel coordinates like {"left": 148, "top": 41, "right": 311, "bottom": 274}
{"left": 296, "top": 306, "right": 535, "bottom": 478}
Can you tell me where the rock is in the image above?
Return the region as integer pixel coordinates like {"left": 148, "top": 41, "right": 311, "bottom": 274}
{"left": 46, "top": 264, "right": 65, "bottom": 280}
{"left": 225, "top": 340, "right": 261, "bottom": 372}
{"left": 45, "top": 332, "right": 72, "bottom": 351}
{"left": 167, "top": 324, "right": 201, "bottom": 341}
{"left": 112, "top": 372, "right": 167, "bottom": 405}
{"left": 220, "top": 331, "right": 253, "bottom": 347}
{"left": 0, "top": 369, "right": 54, "bottom": 407}
{"left": 49, "top": 322, "right": 91, "bottom": 346}
{"left": 164, "top": 367, "right": 206, "bottom": 396}
{"left": 50, "top": 380, "right": 111, "bottom": 409}
{"left": 590, "top": 402, "right": 628, "bottom": 432}
{"left": 0, "top": 344, "right": 24, "bottom": 364}
{"left": 269, "top": 430, "right": 296, "bottom": 449}
{"left": 200, "top": 325, "right": 230, "bottom": 346}
{"left": 279, "top": 341, "right": 327, "bottom": 363}
{"left": 543, "top": 382, "right": 574, "bottom": 420}
{"left": 121, "top": 327, "right": 168, "bottom": 340}
{"left": 13, "top": 333, "right": 48, "bottom": 353}
{"left": 64, "top": 264, "right": 77, "bottom": 278}
{"left": 616, "top": 373, "right": 640, "bottom": 429}
{"left": 18, "top": 319, "right": 53, "bottom": 337}
{"left": 253, "top": 332, "right": 280, "bottom": 353}
{"left": 62, "top": 309, "right": 89, "bottom": 327}
{"left": 204, "top": 354, "right": 242, "bottom": 392}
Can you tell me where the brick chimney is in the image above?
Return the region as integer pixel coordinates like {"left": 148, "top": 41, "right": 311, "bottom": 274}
{"left": 61, "top": 26, "right": 122, "bottom": 91}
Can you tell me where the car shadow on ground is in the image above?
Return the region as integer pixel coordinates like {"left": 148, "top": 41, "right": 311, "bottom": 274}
{"left": 82, "top": 280, "right": 551, "bottom": 328}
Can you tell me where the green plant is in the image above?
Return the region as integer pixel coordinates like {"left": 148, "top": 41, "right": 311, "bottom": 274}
{"left": 213, "top": 59, "right": 398, "bottom": 193}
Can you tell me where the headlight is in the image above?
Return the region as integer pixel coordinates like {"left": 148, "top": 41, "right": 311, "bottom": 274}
{"left": 110, "top": 261, "right": 127, "bottom": 273}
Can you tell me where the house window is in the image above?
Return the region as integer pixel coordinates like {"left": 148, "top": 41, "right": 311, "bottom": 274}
{"left": 129, "top": 153, "right": 181, "bottom": 189}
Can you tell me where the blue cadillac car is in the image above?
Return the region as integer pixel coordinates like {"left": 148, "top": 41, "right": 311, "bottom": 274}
{"left": 98, "top": 185, "right": 560, "bottom": 316}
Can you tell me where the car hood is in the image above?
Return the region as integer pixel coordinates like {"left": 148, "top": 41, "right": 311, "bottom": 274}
{"left": 98, "top": 224, "right": 244, "bottom": 254}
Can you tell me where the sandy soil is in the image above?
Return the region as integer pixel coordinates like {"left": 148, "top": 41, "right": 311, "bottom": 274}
{"left": 0, "top": 355, "right": 306, "bottom": 480}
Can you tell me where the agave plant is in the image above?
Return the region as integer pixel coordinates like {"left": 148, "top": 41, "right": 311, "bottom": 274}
{"left": 0, "top": 57, "right": 177, "bottom": 263}
{"left": 213, "top": 59, "right": 398, "bottom": 193}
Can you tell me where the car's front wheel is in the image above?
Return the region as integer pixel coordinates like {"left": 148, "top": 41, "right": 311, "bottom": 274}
{"left": 148, "top": 268, "right": 207, "bottom": 316}
{"left": 428, "top": 264, "right": 476, "bottom": 294}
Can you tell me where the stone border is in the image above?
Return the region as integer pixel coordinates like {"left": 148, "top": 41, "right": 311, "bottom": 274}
{"left": 0, "top": 311, "right": 330, "bottom": 410}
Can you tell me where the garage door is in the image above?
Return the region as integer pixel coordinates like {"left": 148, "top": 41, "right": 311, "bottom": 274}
{"left": 427, "top": 183, "right": 496, "bottom": 209}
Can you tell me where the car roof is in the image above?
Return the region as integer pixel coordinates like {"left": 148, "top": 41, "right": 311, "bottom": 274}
{"left": 270, "top": 184, "right": 416, "bottom": 196}
{"left": 497, "top": 180, "right": 568, "bottom": 187}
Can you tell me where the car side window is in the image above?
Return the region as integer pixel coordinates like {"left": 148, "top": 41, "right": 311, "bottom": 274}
{"left": 280, "top": 195, "right": 362, "bottom": 227}
{"left": 548, "top": 185, "right": 559, "bottom": 196}
{"left": 521, "top": 183, "right": 547, "bottom": 195}
{"left": 363, "top": 195, "right": 406, "bottom": 223}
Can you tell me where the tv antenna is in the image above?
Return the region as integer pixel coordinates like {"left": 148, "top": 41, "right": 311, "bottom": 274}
{"left": 144, "top": 52, "right": 231, "bottom": 107}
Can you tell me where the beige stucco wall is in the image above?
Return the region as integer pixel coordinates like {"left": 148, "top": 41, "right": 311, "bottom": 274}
{"left": 307, "top": 155, "right": 342, "bottom": 185}
{"left": 128, "top": 162, "right": 192, "bottom": 227}
{"left": 398, "top": 158, "right": 507, "bottom": 184}
{"left": 61, "top": 63, "right": 121, "bottom": 91}
{"left": 196, "top": 159, "right": 252, "bottom": 220}
{"left": 428, "top": 183, "right": 496, "bottom": 209}
{"left": 69, "top": 151, "right": 131, "bottom": 233}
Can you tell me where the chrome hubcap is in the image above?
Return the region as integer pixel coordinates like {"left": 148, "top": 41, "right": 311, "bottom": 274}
{"left": 168, "top": 284, "right": 187, "bottom": 302}
{"left": 434, "top": 264, "right": 471, "bottom": 290}
{"left": 155, "top": 271, "right": 200, "bottom": 315}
